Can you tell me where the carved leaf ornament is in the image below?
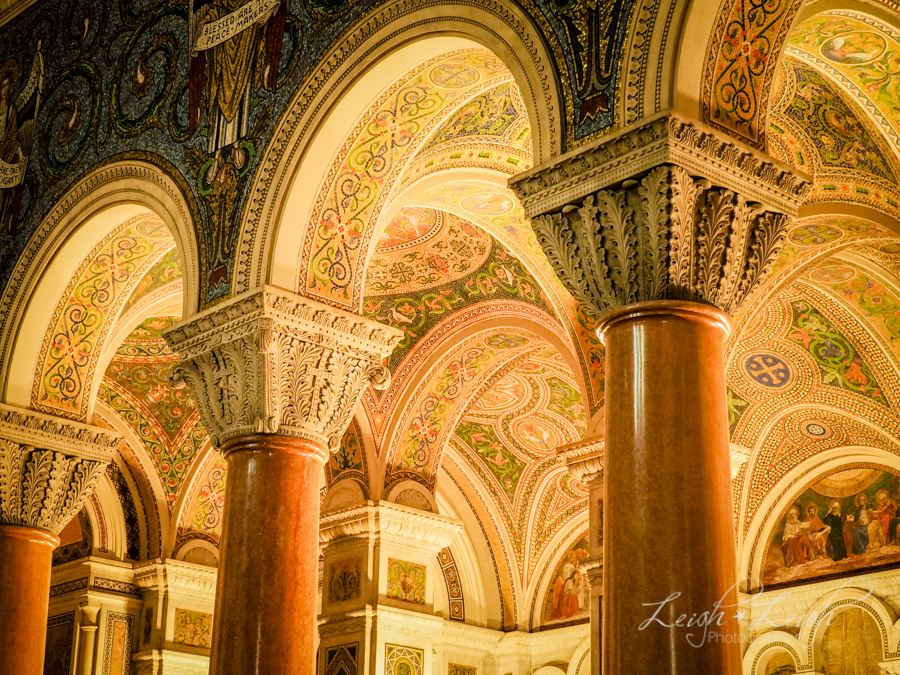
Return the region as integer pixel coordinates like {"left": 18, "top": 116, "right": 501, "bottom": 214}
{"left": 531, "top": 165, "right": 789, "bottom": 319}
{"left": 164, "top": 287, "right": 402, "bottom": 449}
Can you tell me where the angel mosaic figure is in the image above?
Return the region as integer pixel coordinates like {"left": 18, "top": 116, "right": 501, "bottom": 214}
{"left": 0, "top": 43, "right": 43, "bottom": 235}
{"left": 188, "top": 0, "right": 286, "bottom": 165}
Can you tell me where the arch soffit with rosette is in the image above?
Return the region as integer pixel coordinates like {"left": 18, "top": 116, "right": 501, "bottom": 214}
{"left": 373, "top": 312, "right": 580, "bottom": 497}
{"left": 233, "top": 3, "right": 566, "bottom": 302}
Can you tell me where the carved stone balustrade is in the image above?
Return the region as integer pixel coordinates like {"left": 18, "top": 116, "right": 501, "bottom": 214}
{"left": 0, "top": 403, "right": 120, "bottom": 534}
{"left": 163, "top": 285, "right": 403, "bottom": 449}
{"left": 509, "top": 112, "right": 813, "bottom": 319}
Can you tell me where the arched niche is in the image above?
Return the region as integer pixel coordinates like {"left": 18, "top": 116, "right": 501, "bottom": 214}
{"left": 234, "top": 5, "right": 565, "bottom": 301}
{"left": 741, "top": 445, "right": 900, "bottom": 592}
{"left": 0, "top": 161, "right": 198, "bottom": 416}
{"left": 743, "top": 633, "right": 803, "bottom": 675}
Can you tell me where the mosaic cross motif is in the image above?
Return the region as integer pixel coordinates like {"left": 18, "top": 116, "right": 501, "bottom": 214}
{"left": 744, "top": 353, "right": 793, "bottom": 388}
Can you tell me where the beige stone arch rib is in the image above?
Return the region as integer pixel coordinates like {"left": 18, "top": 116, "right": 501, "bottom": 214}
{"left": 233, "top": 1, "right": 565, "bottom": 298}
{"left": 0, "top": 160, "right": 200, "bottom": 410}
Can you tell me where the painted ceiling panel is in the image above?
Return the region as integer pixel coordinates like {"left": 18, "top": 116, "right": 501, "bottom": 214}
{"left": 301, "top": 49, "right": 513, "bottom": 309}
{"left": 99, "top": 316, "right": 208, "bottom": 510}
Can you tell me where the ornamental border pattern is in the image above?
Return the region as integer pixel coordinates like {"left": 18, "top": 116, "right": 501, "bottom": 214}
{"left": 442, "top": 454, "right": 517, "bottom": 629}
{"left": 49, "top": 577, "right": 89, "bottom": 597}
{"left": 101, "top": 611, "right": 134, "bottom": 675}
{"left": 438, "top": 547, "right": 465, "bottom": 622}
{"left": 235, "top": 0, "right": 562, "bottom": 297}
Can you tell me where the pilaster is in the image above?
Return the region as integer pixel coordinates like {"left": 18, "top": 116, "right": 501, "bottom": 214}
{"left": 559, "top": 437, "right": 603, "bottom": 675}
{"left": 318, "top": 501, "right": 461, "bottom": 675}
{"left": 131, "top": 559, "right": 218, "bottom": 675}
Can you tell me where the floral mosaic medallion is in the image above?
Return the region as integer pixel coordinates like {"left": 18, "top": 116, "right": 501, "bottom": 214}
{"left": 540, "top": 535, "right": 590, "bottom": 626}
{"left": 763, "top": 465, "right": 900, "bottom": 587}
{"left": 459, "top": 192, "right": 515, "bottom": 216}
{"left": 173, "top": 609, "right": 212, "bottom": 648}
{"left": 821, "top": 31, "right": 887, "bottom": 65}
{"left": 743, "top": 352, "right": 794, "bottom": 389}
{"left": 449, "top": 665, "right": 476, "bottom": 675}
{"left": 809, "top": 264, "right": 856, "bottom": 284}
{"left": 385, "top": 645, "right": 423, "bottom": 675}
{"left": 788, "top": 223, "right": 843, "bottom": 245}
{"left": 386, "top": 559, "right": 426, "bottom": 604}
{"left": 329, "top": 558, "right": 362, "bottom": 603}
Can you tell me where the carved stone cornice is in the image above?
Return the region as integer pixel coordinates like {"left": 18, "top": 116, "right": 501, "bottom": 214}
{"left": 163, "top": 286, "right": 402, "bottom": 448}
{"left": 730, "top": 444, "right": 751, "bottom": 480}
{"left": 509, "top": 112, "right": 812, "bottom": 220}
{"left": 0, "top": 403, "right": 121, "bottom": 462}
{"left": 558, "top": 436, "right": 604, "bottom": 485}
{"left": 508, "top": 114, "right": 813, "bottom": 319}
{"left": 132, "top": 560, "right": 218, "bottom": 601}
{"left": 319, "top": 501, "right": 462, "bottom": 554}
{"left": 0, "top": 404, "right": 120, "bottom": 534}
{"left": 580, "top": 556, "right": 603, "bottom": 586}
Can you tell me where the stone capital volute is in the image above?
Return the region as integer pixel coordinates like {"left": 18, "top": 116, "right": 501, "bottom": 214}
{"left": 163, "top": 286, "right": 403, "bottom": 449}
{"left": 509, "top": 113, "right": 813, "bottom": 319}
{"left": 0, "top": 403, "right": 120, "bottom": 534}
{"left": 558, "top": 436, "right": 604, "bottom": 486}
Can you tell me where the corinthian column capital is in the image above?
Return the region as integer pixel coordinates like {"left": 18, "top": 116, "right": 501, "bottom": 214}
{"left": 509, "top": 113, "right": 813, "bottom": 318}
{"left": 558, "top": 436, "right": 604, "bottom": 486}
{"left": 163, "top": 286, "right": 403, "bottom": 449}
{"left": 0, "top": 403, "right": 120, "bottom": 534}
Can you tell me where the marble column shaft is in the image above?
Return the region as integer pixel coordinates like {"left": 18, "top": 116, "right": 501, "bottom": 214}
{"left": 0, "top": 403, "right": 119, "bottom": 675}
{"left": 511, "top": 112, "right": 812, "bottom": 675}
{"left": 164, "top": 286, "right": 402, "bottom": 675}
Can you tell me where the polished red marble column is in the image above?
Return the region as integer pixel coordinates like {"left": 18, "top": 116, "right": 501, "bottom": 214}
{"left": 210, "top": 435, "right": 328, "bottom": 675}
{"left": 0, "top": 524, "right": 59, "bottom": 675}
{"left": 598, "top": 301, "right": 740, "bottom": 675}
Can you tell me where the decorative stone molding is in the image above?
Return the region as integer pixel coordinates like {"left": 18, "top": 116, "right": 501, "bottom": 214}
{"left": 0, "top": 403, "right": 121, "bottom": 461}
{"left": 163, "top": 286, "right": 402, "bottom": 448}
{"left": 730, "top": 444, "right": 751, "bottom": 480}
{"left": 510, "top": 112, "right": 811, "bottom": 220}
{"left": 132, "top": 560, "right": 218, "bottom": 602}
{"left": 580, "top": 556, "right": 603, "bottom": 584}
{"left": 0, "top": 404, "right": 119, "bottom": 534}
{"left": 508, "top": 113, "right": 813, "bottom": 319}
{"left": 319, "top": 501, "right": 462, "bottom": 555}
{"left": 558, "top": 436, "right": 604, "bottom": 485}
{"left": 132, "top": 650, "right": 211, "bottom": 675}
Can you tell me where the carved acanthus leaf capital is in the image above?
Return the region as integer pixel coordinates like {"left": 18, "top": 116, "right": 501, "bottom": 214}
{"left": 509, "top": 114, "right": 812, "bottom": 319}
{"left": 558, "top": 436, "right": 604, "bottom": 485}
{"left": 0, "top": 405, "right": 120, "bottom": 533}
{"left": 164, "top": 286, "right": 402, "bottom": 449}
